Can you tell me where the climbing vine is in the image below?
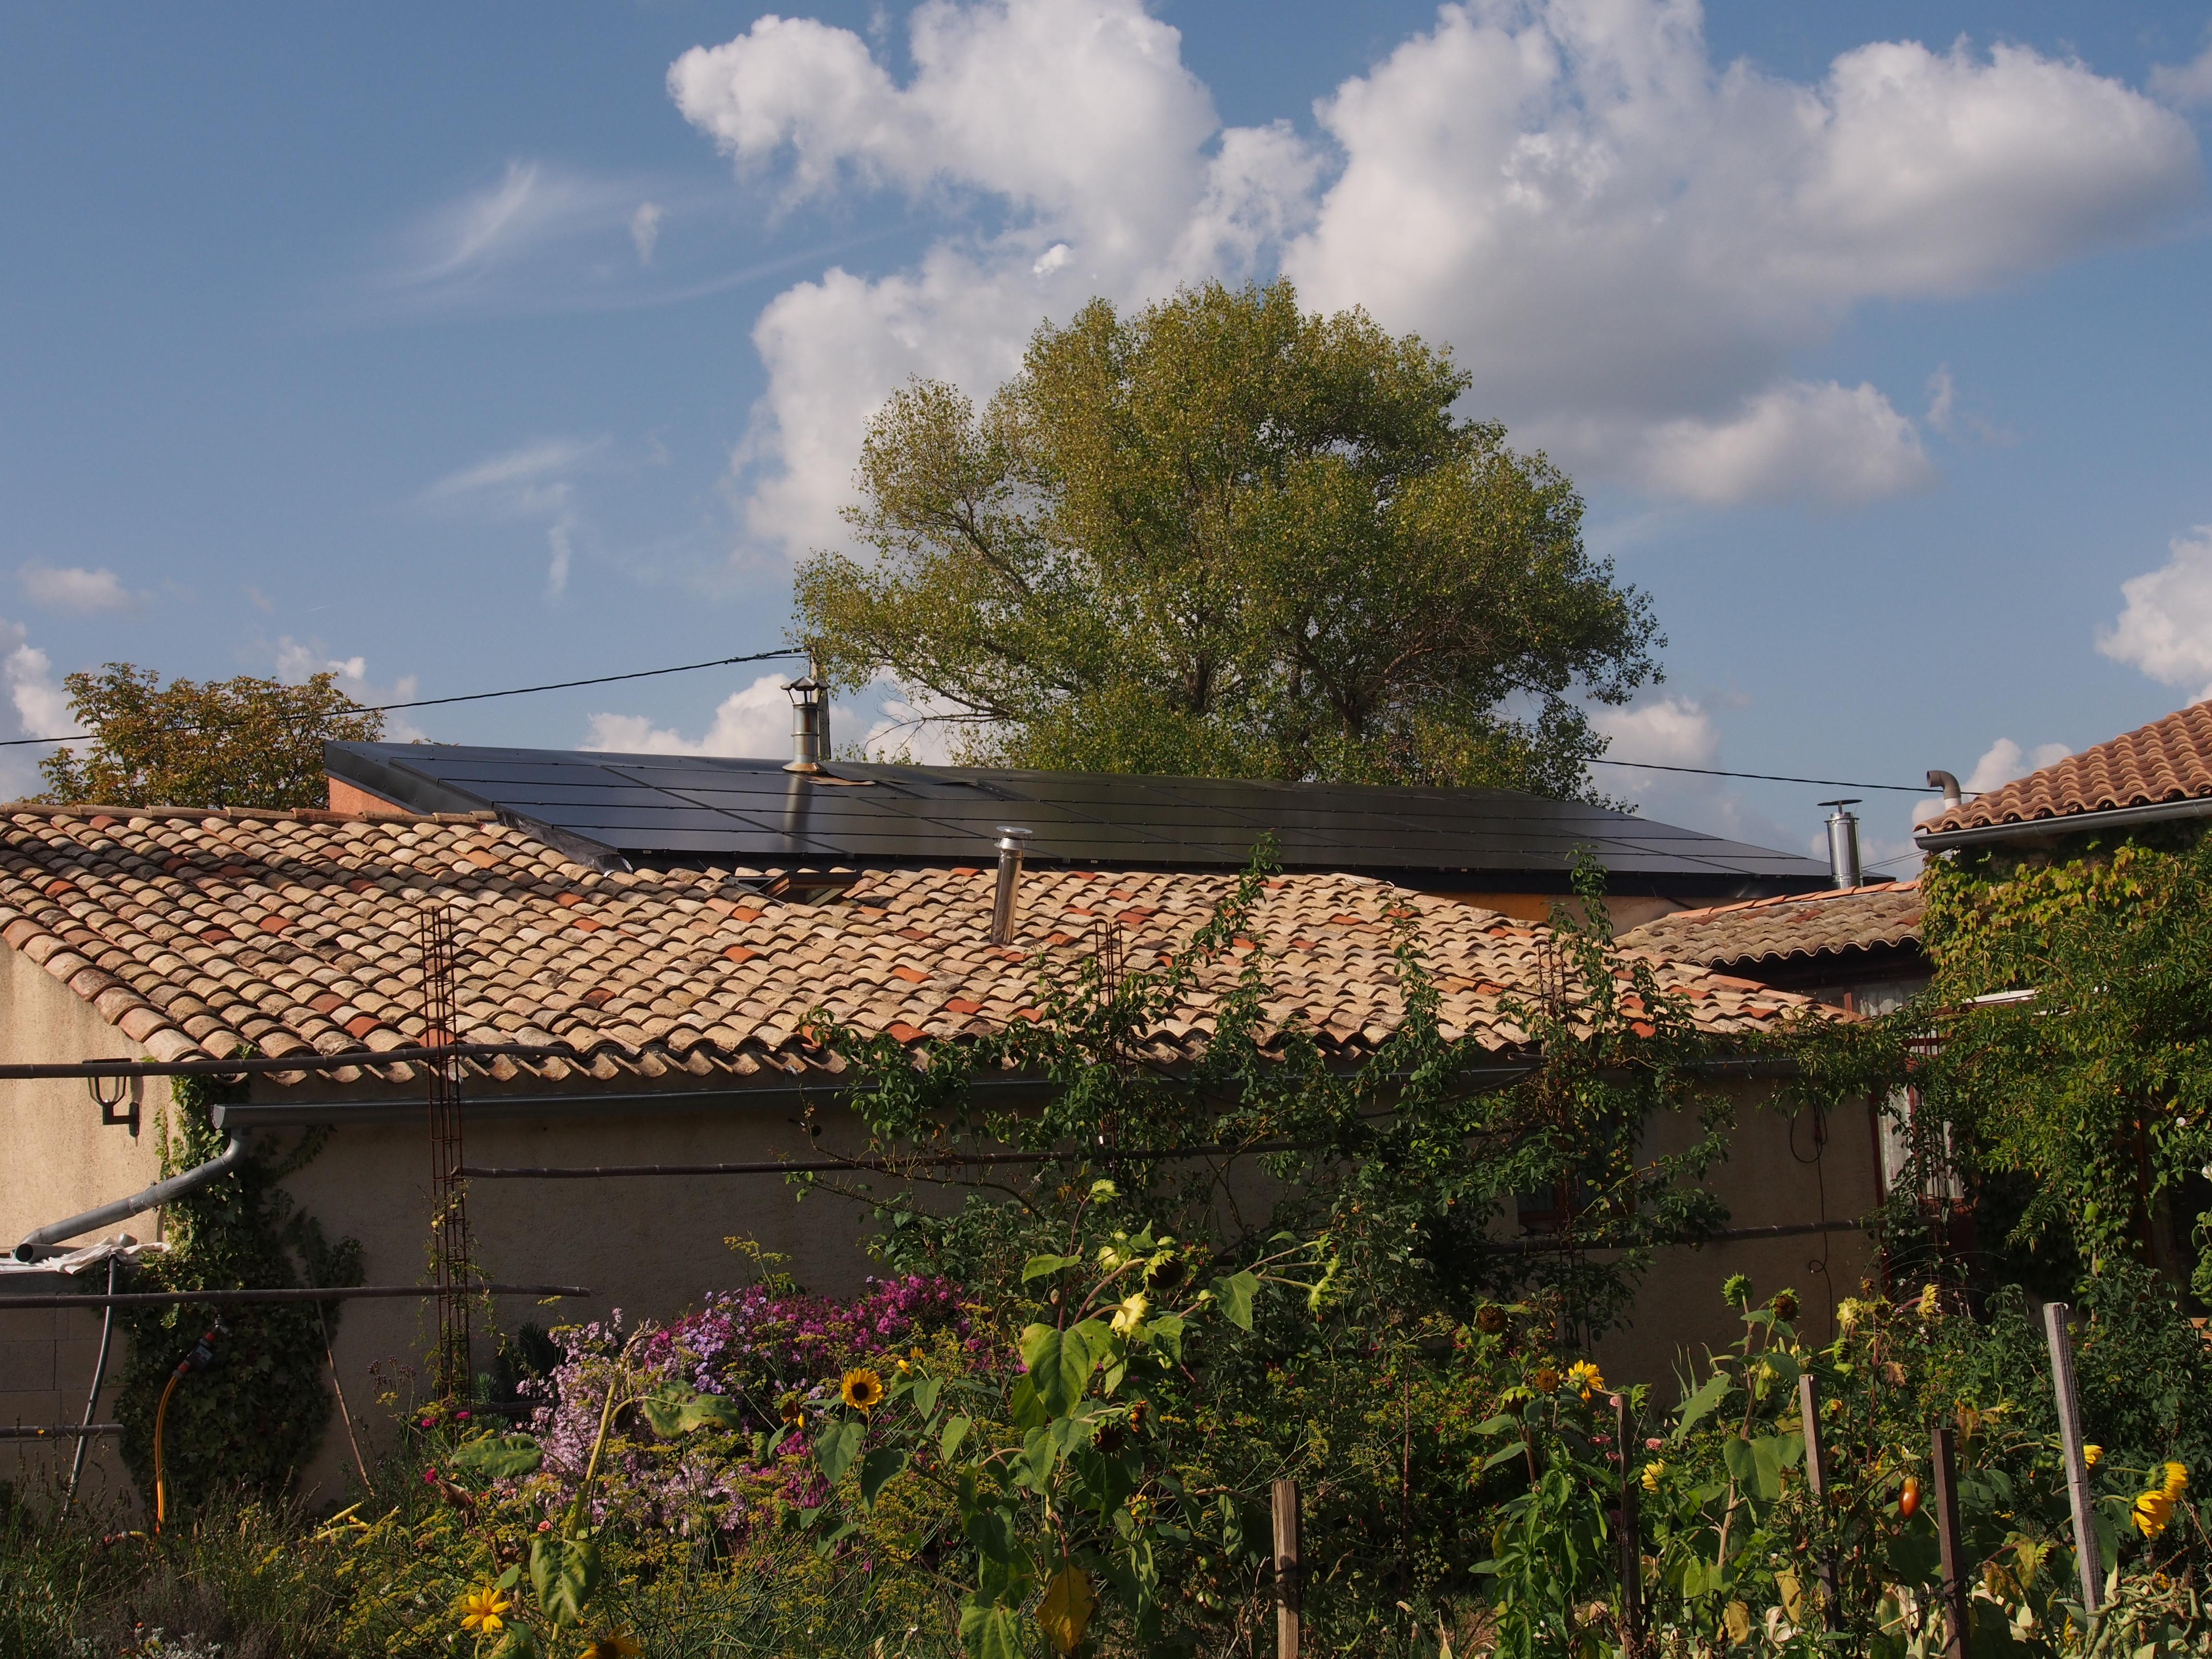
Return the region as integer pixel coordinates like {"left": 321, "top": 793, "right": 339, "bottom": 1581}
{"left": 113, "top": 1073, "right": 364, "bottom": 1512}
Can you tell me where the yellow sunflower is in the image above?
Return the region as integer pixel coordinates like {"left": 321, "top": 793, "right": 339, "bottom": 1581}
{"left": 2083, "top": 1443, "right": 2103, "bottom": 1467}
{"left": 579, "top": 1631, "right": 643, "bottom": 1659}
{"left": 2135, "top": 1488, "right": 2176, "bottom": 1539}
{"left": 459, "top": 1585, "right": 512, "bottom": 1634}
{"left": 1566, "top": 1360, "right": 1605, "bottom": 1401}
{"left": 1641, "top": 1461, "right": 1664, "bottom": 1493}
{"left": 2163, "top": 1461, "right": 2189, "bottom": 1500}
{"left": 841, "top": 1367, "right": 886, "bottom": 1411}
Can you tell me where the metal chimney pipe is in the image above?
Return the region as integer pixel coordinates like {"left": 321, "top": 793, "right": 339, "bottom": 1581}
{"left": 990, "top": 827, "right": 1032, "bottom": 945}
{"left": 783, "top": 665, "right": 829, "bottom": 774}
{"left": 1927, "top": 769, "right": 1962, "bottom": 810}
{"left": 1818, "top": 799, "right": 1862, "bottom": 890}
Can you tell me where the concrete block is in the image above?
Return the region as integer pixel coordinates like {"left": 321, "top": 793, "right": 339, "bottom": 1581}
{"left": 0, "top": 1339, "right": 58, "bottom": 1392}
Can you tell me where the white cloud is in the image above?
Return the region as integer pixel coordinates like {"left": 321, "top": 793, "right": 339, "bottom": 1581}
{"left": 274, "top": 638, "right": 425, "bottom": 743}
{"left": 18, "top": 563, "right": 148, "bottom": 613}
{"left": 2151, "top": 43, "right": 2212, "bottom": 108}
{"left": 422, "top": 437, "right": 610, "bottom": 601}
{"left": 583, "top": 671, "right": 794, "bottom": 757}
{"left": 386, "top": 161, "right": 641, "bottom": 293}
{"left": 2098, "top": 526, "right": 2212, "bottom": 697}
{"left": 1591, "top": 693, "right": 1719, "bottom": 766}
{"left": 0, "top": 617, "right": 74, "bottom": 799}
{"left": 672, "top": 0, "right": 2200, "bottom": 542}
{"left": 631, "top": 201, "right": 664, "bottom": 264}
{"left": 1624, "top": 380, "right": 1935, "bottom": 507}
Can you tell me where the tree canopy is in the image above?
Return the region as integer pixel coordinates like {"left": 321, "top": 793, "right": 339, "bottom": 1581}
{"left": 794, "top": 279, "right": 1660, "bottom": 797}
{"left": 37, "top": 661, "right": 385, "bottom": 810}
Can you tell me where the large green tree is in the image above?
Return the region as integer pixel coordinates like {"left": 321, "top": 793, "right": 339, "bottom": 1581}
{"left": 37, "top": 661, "right": 385, "bottom": 810}
{"left": 795, "top": 279, "right": 1660, "bottom": 796}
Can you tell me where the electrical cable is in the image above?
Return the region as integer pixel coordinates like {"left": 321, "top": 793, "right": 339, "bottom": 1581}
{"left": 1588, "top": 757, "right": 1943, "bottom": 793}
{"left": 0, "top": 648, "right": 808, "bottom": 749}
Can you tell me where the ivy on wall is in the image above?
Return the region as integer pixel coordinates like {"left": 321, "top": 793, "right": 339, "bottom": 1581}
{"left": 111, "top": 1074, "right": 364, "bottom": 1511}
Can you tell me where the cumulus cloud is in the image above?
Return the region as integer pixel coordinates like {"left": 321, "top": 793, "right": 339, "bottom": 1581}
{"left": 19, "top": 563, "right": 148, "bottom": 613}
{"left": 2099, "top": 526, "right": 2212, "bottom": 698}
{"left": 421, "top": 436, "right": 611, "bottom": 601}
{"left": 2152, "top": 43, "right": 2212, "bottom": 108}
{"left": 583, "top": 672, "right": 794, "bottom": 757}
{"left": 275, "top": 638, "right": 425, "bottom": 742}
{"left": 670, "top": 0, "right": 2200, "bottom": 544}
{"left": 1591, "top": 693, "right": 1720, "bottom": 768}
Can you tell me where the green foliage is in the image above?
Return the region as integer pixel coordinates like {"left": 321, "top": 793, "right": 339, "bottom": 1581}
{"left": 795, "top": 277, "right": 1659, "bottom": 798}
{"left": 1910, "top": 824, "right": 2212, "bottom": 1296}
{"left": 38, "top": 661, "right": 384, "bottom": 810}
{"left": 111, "top": 1076, "right": 362, "bottom": 1516}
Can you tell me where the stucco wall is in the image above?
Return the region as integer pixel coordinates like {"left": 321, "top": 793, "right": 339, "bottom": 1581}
{"left": 0, "top": 948, "right": 171, "bottom": 1505}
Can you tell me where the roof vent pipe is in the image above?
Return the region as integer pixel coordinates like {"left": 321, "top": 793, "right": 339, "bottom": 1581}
{"left": 783, "top": 664, "right": 831, "bottom": 774}
{"left": 1818, "top": 799, "right": 1862, "bottom": 890}
{"left": 1927, "top": 769, "right": 1962, "bottom": 810}
{"left": 990, "top": 827, "right": 1032, "bottom": 945}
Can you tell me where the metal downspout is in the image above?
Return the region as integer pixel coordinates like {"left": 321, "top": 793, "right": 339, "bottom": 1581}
{"left": 13, "top": 1129, "right": 253, "bottom": 1261}
{"left": 64, "top": 1255, "right": 117, "bottom": 1507}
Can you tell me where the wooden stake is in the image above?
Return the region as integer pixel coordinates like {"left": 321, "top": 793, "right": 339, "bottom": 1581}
{"left": 2043, "top": 1300, "right": 2102, "bottom": 1614}
{"left": 1930, "top": 1426, "right": 1971, "bottom": 1659}
{"left": 1273, "top": 1477, "right": 1302, "bottom": 1659}
{"left": 1797, "top": 1374, "right": 1839, "bottom": 1624}
{"left": 1614, "top": 1394, "right": 1642, "bottom": 1651}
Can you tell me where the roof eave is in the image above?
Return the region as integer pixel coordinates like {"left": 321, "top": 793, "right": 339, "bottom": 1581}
{"left": 1914, "top": 793, "right": 2212, "bottom": 851}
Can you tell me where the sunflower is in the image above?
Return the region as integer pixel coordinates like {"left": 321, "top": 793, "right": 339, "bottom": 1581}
{"left": 2136, "top": 1487, "right": 2176, "bottom": 1539}
{"left": 2083, "top": 1443, "right": 2103, "bottom": 1467}
{"left": 1641, "top": 1461, "right": 1664, "bottom": 1493}
{"left": 2163, "top": 1461, "right": 2189, "bottom": 1500}
{"left": 579, "top": 1631, "right": 643, "bottom": 1659}
{"left": 841, "top": 1367, "right": 886, "bottom": 1412}
{"left": 1111, "top": 1293, "right": 1150, "bottom": 1336}
{"left": 1531, "top": 1365, "right": 1560, "bottom": 1395}
{"left": 1566, "top": 1360, "right": 1604, "bottom": 1401}
{"left": 459, "top": 1585, "right": 512, "bottom": 1634}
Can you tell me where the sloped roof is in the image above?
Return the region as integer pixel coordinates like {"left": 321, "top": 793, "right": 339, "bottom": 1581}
{"left": 1920, "top": 703, "right": 2212, "bottom": 836}
{"left": 0, "top": 805, "right": 1822, "bottom": 1086}
{"left": 1616, "top": 880, "right": 1923, "bottom": 973}
{"left": 325, "top": 741, "right": 1832, "bottom": 897}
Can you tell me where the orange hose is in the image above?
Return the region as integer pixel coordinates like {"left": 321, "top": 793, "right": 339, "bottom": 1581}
{"left": 153, "top": 1371, "right": 181, "bottom": 1532}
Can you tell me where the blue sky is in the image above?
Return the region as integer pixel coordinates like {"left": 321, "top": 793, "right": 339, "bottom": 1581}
{"left": 4, "top": 1, "right": 2212, "bottom": 873}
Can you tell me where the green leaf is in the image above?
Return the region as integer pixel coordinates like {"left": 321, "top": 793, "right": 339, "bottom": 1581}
{"left": 1009, "top": 1375, "right": 1049, "bottom": 1431}
{"left": 674, "top": 1392, "right": 745, "bottom": 1432}
{"left": 940, "top": 1413, "right": 972, "bottom": 1461}
{"left": 859, "top": 1445, "right": 909, "bottom": 1507}
{"left": 1483, "top": 1441, "right": 1530, "bottom": 1471}
{"left": 488, "top": 1628, "right": 538, "bottom": 1659}
{"left": 528, "top": 1533, "right": 601, "bottom": 1628}
{"left": 815, "top": 1418, "right": 866, "bottom": 1488}
{"left": 1475, "top": 1413, "right": 1521, "bottom": 1436}
{"left": 1210, "top": 1270, "right": 1259, "bottom": 1331}
{"left": 963, "top": 1503, "right": 1021, "bottom": 1564}
{"left": 1144, "top": 1310, "right": 1185, "bottom": 1360}
{"left": 638, "top": 1382, "right": 691, "bottom": 1438}
{"left": 1673, "top": 1371, "right": 1732, "bottom": 1444}
{"left": 1020, "top": 1323, "right": 1095, "bottom": 1415}
{"left": 449, "top": 1433, "right": 542, "bottom": 1479}
{"left": 960, "top": 1601, "right": 1027, "bottom": 1659}
{"left": 912, "top": 1375, "right": 943, "bottom": 1419}
{"left": 1023, "top": 1253, "right": 1082, "bottom": 1282}
{"left": 494, "top": 1563, "right": 522, "bottom": 1591}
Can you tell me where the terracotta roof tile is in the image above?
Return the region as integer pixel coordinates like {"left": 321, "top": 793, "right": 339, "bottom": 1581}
{"left": 1617, "top": 881, "right": 1922, "bottom": 971}
{"left": 0, "top": 803, "right": 1826, "bottom": 1084}
{"left": 1923, "top": 702, "right": 2212, "bottom": 833}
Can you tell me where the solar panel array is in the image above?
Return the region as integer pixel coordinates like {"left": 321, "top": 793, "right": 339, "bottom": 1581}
{"left": 326, "top": 742, "right": 1829, "bottom": 894}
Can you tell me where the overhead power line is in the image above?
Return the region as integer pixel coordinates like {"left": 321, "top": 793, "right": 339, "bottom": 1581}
{"left": 1587, "top": 757, "right": 1942, "bottom": 793}
{"left": 0, "top": 649, "right": 808, "bottom": 749}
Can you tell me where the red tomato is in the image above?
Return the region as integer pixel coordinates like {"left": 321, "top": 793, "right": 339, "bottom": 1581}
{"left": 1899, "top": 1475, "right": 1922, "bottom": 1518}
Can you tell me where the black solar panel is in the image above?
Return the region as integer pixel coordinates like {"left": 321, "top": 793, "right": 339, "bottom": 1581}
{"left": 326, "top": 742, "right": 1830, "bottom": 896}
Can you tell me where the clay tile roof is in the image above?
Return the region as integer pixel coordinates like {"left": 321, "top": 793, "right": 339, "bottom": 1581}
{"left": 1922, "top": 702, "right": 2212, "bottom": 834}
{"left": 0, "top": 803, "right": 1828, "bottom": 1086}
{"left": 1616, "top": 880, "right": 1922, "bottom": 972}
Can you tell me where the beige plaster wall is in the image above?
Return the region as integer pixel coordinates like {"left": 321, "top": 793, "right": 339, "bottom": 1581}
{"left": 1589, "top": 1081, "right": 1884, "bottom": 1399}
{"left": 0, "top": 951, "right": 172, "bottom": 1504}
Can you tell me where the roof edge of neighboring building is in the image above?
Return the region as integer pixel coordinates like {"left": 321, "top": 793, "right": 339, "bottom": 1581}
{"left": 1915, "top": 791, "right": 2212, "bottom": 850}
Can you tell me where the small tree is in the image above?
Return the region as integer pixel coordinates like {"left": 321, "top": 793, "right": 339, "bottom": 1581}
{"left": 37, "top": 661, "right": 385, "bottom": 810}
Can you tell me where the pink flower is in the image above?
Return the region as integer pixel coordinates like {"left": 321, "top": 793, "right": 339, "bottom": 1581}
{"left": 537, "top": 1518, "right": 553, "bottom": 1533}
{"left": 422, "top": 1467, "right": 438, "bottom": 1485}
{"left": 456, "top": 1409, "right": 472, "bottom": 1421}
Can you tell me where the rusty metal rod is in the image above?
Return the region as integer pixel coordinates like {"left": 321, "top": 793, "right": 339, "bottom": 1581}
{"left": 0, "top": 1044, "right": 580, "bottom": 1081}
{"left": 0, "top": 1283, "right": 590, "bottom": 1311}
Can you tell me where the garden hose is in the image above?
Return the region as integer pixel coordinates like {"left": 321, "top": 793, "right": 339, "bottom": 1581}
{"left": 151, "top": 1317, "right": 229, "bottom": 1534}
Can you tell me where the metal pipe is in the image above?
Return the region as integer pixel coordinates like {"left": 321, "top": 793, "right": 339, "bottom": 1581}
{"left": 0, "top": 1282, "right": 592, "bottom": 1311}
{"left": 462, "top": 1139, "right": 1311, "bottom": 1179}
{"left": 15, "top": 1129, "right": 253, "bottom": 1261}
{"left": 1926, "top": 769, "right": 1962, "bottom": 810}
{"left": 0, "top": 1042, "right": 579, "bottom": 1082}
{"left": 1818, "top": 799, "right": 1862, "bottom": 890}
{"left": 64, "top": 1256, "right": 117, "bottom": 1507}
{"left": 0, "top": 1424, "right": 122, "bottom": 1441}
{"left": 990, "top": 826, "right": 1032, "bottom": 944}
